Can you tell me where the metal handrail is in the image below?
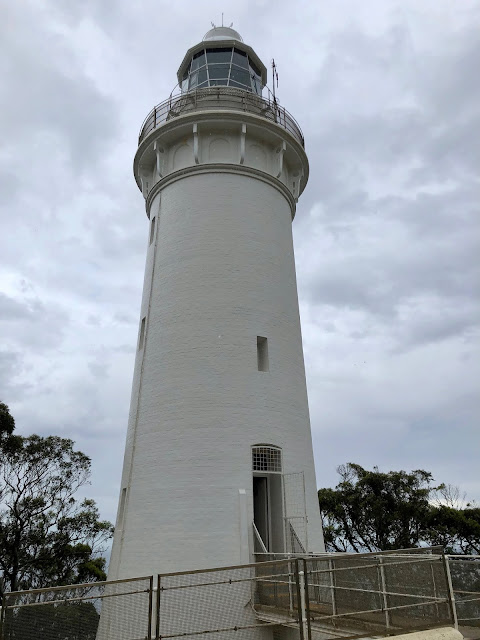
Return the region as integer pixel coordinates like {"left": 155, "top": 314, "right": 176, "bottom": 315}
{"left": 138, "top": 87, "right": 305, "bottom": 148}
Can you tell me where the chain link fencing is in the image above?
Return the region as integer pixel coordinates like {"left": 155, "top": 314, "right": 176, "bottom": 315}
{"left": 156, "top": 559, "right": 302, "bottom": 640}
{"left": 302, "top": 552, "right": 455, "bottom": 638}
{"left": 2, "top": 551, "right": 475, "bottom": 640}
{"left": 0, "top": 576, "right": 152, "bottom": 640}
{"left": 448, "top": 555, "right": 480, "bottom": 629}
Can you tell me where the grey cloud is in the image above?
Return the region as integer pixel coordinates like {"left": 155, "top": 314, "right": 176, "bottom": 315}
{"left": 299, "top": 19, "right": 480, "bottom": 217}
{"left": 0, "top": 350, "right": 24, "bottom": 401}
{"left": 392, "top": 302, "right": 479, "bottom": 351}
{"left": 0, "top": 293, "right": 69, "bottom": 350}
{"left": 0, "top": 5, "right": 118, "bottom": 172}
{"left": 292, "top": 15, "right": 480, "bottom": 358}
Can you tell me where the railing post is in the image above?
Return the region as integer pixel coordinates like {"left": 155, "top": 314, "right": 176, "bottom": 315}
{"left": 442, "top": 554, "right": 458, "bottom": 629}
{"left": 378, "top": 557, "right": 391, "bottom": 631}
{"left": 155, "top": 575, "right": 161, "bottom": 640}
{"left": 329, "top": 558, "right": 337, "bottom": 624}
{"left": 147, "top": 576, "right": 153, "bottom": 640}
{"left": 295, "top": 560, "right": 308, "bottom": 640}
{"left": 294, "top": 560, "right": 303, "bottom": 640}
{"left": 288, "top": 558, "right": 294, "bottom": 615}
{"left": 0, "top": 595, "right": 5, "bottom": 640}
{"left": 302, "top": 559, "right": 312, "bottom": 640}
{"left": 153, "top": 107, "right": 157, "bottom": 130}
{"left": 430, "top": 561, "right": 440, "bottom": 619}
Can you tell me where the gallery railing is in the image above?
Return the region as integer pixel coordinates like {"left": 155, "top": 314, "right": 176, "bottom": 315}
{"left": 138, "top": 87, "right": 305, "bottom": 148}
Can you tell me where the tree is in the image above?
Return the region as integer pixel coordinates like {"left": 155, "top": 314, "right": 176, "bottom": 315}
{"left": 0, "top": 403, "right": 114, "bottom": 598}
{"left": 0, "top": 402, "right": 15, "bottom": 442}
{"left": 427, "top": 505, "right": 480, "bottom": 555}
{"left": 318, "top": 462, "right": 480, "bottom": 554}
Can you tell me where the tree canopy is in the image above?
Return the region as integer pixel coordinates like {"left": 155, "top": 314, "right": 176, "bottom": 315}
{"left": 0, "top": 401, "right": 15, "bottom": 442}
{"left": 318, "top": 462, "right": 480, "bottom": 554}
{"left": 0, "top": 403, "right": 114, "bottom": 597}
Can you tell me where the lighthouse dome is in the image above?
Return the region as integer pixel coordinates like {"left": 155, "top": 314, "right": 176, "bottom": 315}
{"left": 203, "top": 26, "right": 243, "bottom": 42}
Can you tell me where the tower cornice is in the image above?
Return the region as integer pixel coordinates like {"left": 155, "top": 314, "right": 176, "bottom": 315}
{"left": 144, "top": 163, "right": 297, "bottom": 219}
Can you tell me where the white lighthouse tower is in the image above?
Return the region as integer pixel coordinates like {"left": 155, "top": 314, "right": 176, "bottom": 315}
{"left": 108, "top": 25, "right": 325, "bottom": 582}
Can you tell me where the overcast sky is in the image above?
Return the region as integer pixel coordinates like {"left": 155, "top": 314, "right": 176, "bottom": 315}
{"left": 1, "top": 0, "right": 479, "bottom": 528}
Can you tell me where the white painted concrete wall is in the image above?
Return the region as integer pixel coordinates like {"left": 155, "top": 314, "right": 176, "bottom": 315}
{"left": 109, "top": 163, "right": 324, "bottom": 579}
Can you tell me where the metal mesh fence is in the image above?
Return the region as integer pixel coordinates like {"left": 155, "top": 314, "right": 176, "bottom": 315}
{"left": 1, "top": 576, "right": 152, "bottom": 640}
{"left": 449, "top": 556, "right": 480, "bottom": 627}
{"left": 255, "top": 559, "right": 299, "bottom": 620}
{"left": 1, "top": 552, "right": 467, "bottom": 640}
{"left": 303, "top": 554, "right": 454, "bottom": 637}
{"left": 157, "top": 560, "right": 299, "bottom": 640}
{"left": 381, "top": 555, "right": 451, "bottom": 630}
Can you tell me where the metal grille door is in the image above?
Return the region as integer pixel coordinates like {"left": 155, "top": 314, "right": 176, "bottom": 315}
{"left": 283, "top": 472, "right": 308, "bottom": 553}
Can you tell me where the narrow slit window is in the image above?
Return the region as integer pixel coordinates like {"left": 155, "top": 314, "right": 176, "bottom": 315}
{"left": 138, "top": 317, "right": 146, "bottom": 350}
{"left": 257, "top": 336, "right": 269, "bottom": 372}
{"left": 149, "top": 216, "right": 156, "bottom": 245}
{"left": 118, "top": 488, "right": 127, "bottom": 527}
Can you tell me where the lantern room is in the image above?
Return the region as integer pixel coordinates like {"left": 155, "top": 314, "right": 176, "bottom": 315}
{"left": 177, "top": 26, "right": 267, "bottom": 95}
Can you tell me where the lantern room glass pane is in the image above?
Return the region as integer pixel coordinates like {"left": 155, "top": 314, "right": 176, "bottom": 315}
{"left": 206, "top": 47, "right": 233, "bottom": 64}
{"left": 208, "top": 64, "right": 230, "bottom": 80}
{"left": 253, "top": 76, "right": 262, "bottom": 94}
{"left": 191, "top": 50, "right": 206, "bottom": 71}
{"left": 232, "top": 48, "right": 248, "bottom": 68}
{"left": 189, "top": 71, "right": 198, "bottom": 89}
{"left": 229, "top": 80, "right": 249, "bottom": 90}
{"left": 197, "top": 68, "right": 208, "bottom": 85}
{"left": 229, "top": 67, "right": 251, "bottom": 87}
{"left": 249, "top": 60, "right": 261, "bottom": 77}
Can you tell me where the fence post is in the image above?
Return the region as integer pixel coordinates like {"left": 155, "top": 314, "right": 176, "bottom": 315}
{"left": 296, "top": 560, "right": 308, "bottom": 640}
{"left": 378, "top": 557, "right": 391, "bottom": 631}
{"left": 147, "top": 576, "right": 154, "bottom": 640}
{"left": 155, "top": 576, "right": 161, "bottom": 640}
{"left": 288, "top": 558, "right": 294, "bottom": 615}
{"left": 442, "top": 554, "right": 458, "bottom": 629}
{"left": 302, "top": 559, "right": 312, "bottom": 640}
{"left": 294, "top": 560, "right": 304, "bottom": 640}
{"left": 0, "top": 595, "right": 5, "bottom": 640}
{"left": 430, "top": 561, "right": 440, "bottom": 619}
{"left": 329, "top": 558, "right": 337, "bottom": 624}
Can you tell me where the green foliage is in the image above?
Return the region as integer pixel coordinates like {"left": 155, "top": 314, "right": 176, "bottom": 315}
{"left": 0, "top": 403, "right": 114, "bottom": 598}
{"left": 427, "top": 505, "right": 480, "bottom": 554}
{"left": 318, "top": 463, "right": 480, "bottom": 554}
{"left": 0, "top": 402, "right": 15, "bottom": 441}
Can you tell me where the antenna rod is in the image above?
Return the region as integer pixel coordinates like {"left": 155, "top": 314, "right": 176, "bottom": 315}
{"left": 272, "top": 59, "right": 277, "bottom": 104}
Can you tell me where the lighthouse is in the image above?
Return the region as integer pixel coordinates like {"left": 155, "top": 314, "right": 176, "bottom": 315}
{"left": 108, "top": 25, "right": 325, "bottom": 582}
